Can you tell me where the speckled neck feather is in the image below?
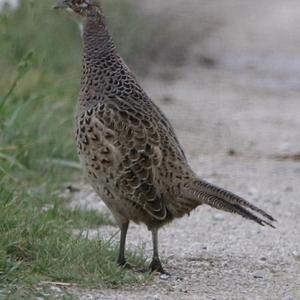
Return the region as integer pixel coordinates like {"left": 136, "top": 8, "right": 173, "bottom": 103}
{"left": 83, "top": 10, "right": 114, "bottom": 58}
{"left": 79, "top": 10, "right": 147, "bottom": 112}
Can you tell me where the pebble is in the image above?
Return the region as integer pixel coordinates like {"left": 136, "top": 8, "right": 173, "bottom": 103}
{"left": 247, "top": 187, "right": 258, "bottom": 196}
{"left": 160, "top": 274, "right": 170, "bottom": 280}
{"left": 292, "top": 251, "right": 300, "bottom": 261}
{"left": 49, "top": 286, "right": 63, "bottom": 293}
{"left": 259, "top": 257, "right": 267, "bottom": 262}
{"left": 66, "top": 184, "right": 80, "bottom": 193}
{"left": 213, "top": 213, "right": 225, "bottom": 221}
{"left": 227, "top": 148, "right": 237, "bottom": 156}
{"left": 253, "top": 271, "right": 264, "bottom": 279}
{"left": 247, "top": 187, "right": 259, "bottom": 200}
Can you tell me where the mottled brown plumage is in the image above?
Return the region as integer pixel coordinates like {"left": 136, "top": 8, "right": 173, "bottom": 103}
{"left": 55, "top": 0, "right": 275, "bottom": 274}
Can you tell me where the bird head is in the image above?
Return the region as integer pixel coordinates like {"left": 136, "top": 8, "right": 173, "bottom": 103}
{"left": 53, "top": 0, "right": 102, "bottom": 17}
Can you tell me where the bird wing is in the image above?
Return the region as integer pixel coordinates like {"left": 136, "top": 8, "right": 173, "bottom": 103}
{"left": 90, "top": 100, "right": 167, "bottom": 220}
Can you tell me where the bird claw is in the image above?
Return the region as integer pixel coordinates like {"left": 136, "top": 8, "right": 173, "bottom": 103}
{"left": 117, "top": 260, "right": 133, "bottom": 270}
{"left": 149, "top": 259, "right": 170, "bottom": 275}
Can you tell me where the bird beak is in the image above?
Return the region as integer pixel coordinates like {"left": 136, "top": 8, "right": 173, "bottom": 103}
{"left": 53, "top": 0, "right": 69, "bottom": 9}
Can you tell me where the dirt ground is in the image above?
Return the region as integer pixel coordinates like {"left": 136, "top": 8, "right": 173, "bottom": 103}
{"left": 68, "top": 66, "right": 300, "bottom": 300}
{"left": 67, "top": 1, "right": 300, "bottom": 299}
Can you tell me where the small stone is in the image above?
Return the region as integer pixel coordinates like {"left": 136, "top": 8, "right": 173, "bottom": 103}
{"left": 253, "top": 271, "right": 264, "bottom": 279}
{"left": 213, "top": 213, "right": 225, "bottom": 221}
{"left": 176, "top": 276, "right": 184, "bottom": 281}
{"left": 259, "top": 257, "right": 267, "bottom": 262}
{"left": 49, "top": 286, "right": 62, "bottom": 293}
{"left": 66, "top": 185, "right": 80, "bottom": 193}
{"left": 159, "top": 273, "right": 170, "bottom": 280}
{"left": 227, "top": 148, "right": 237, "bottom": 156}
{"left": 247, "top": 187, "right": 259, "bottom": 197}
{"left": 292, "top": 251, "right": 300, "bottom": 261}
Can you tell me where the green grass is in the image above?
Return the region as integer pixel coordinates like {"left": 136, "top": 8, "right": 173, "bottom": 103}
{"left": 0, "top": 187, "right": 146, "bottom": 288}
{"left": 0, "top": 0, "right": 159, "bottom": 297}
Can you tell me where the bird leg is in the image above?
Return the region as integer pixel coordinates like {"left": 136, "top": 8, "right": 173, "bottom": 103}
{"left": 149, "top": 227, "right": 169, "bottom": 275}
{"left": 117, "top": 221, "right": 131, "bottom": 269}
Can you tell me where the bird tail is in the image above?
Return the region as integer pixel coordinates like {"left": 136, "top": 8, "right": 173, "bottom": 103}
{"left": 181, "top": 179, "right": 276, "bottom": 228}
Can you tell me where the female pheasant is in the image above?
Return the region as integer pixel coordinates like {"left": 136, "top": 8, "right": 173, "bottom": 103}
{"left": 54, "top": 0, "right": 275, "bottom": 274}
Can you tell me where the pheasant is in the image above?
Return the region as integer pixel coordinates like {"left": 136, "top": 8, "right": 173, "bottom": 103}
{"left": 54, "top": 0, "right": 275, "bottom": 274}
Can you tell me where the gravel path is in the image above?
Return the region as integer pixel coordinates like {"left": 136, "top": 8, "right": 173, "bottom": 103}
{"left": 67, "top": 65, "right": 300, "bottom": 299}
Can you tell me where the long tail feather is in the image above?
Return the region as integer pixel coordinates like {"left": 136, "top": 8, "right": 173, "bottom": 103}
{"left": 181, "top": 179, "right": 276, "bottom": 228}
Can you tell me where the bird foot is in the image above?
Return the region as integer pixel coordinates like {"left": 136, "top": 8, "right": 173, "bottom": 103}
{"left": 117, "top": 259, "right": 132, "bottom": 270}
{"left": 149, "top": 259, "right": 170, "bottom": 275}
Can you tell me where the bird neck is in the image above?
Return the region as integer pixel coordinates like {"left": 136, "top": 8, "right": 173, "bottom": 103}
{"left": 79, "top": 11, "right": 118, "bottom": 111}
{"left": 79, "top": 10, "right": 143, "bottom": 112}
{"left": 83, "top": 11, "right": 115, "bottom": 58}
